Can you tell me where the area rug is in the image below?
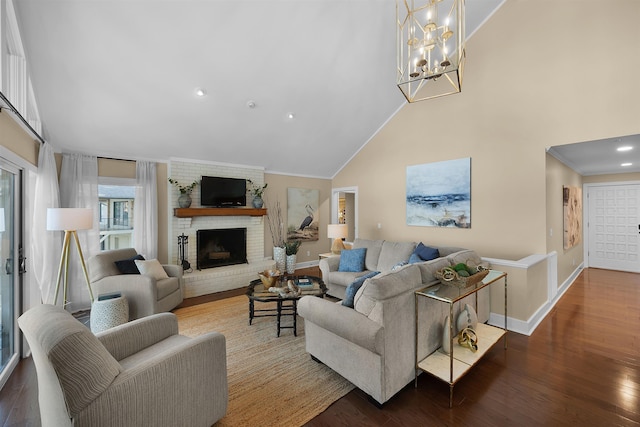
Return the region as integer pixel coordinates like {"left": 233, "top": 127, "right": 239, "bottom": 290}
{"left": 174, "top": 295, "right": 354, "bottom": 427}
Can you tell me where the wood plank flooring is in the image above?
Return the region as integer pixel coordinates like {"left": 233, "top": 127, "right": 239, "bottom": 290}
{"left": 2, "top": 267, "right": 639, "bottom": 426}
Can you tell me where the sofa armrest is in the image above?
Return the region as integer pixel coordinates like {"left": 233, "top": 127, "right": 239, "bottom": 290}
{"left": 319, "top": 256, "right": 341, "bottom": 279}
{"left": 96, "top": 313, "right": 179, "bottom": 361}
{"left": 81, "top": 332, "right": 228, "bottom": 426}
{"left": 162, "top": 264, "right": 183, "bottom": 279}
{"left": 92, "top": 275, "right": 158, "bottom": 319}
{"left": 298, "top": 296, "right": 383, "bottom": 355}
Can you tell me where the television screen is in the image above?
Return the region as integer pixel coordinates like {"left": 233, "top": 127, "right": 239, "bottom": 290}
{"left": 200, "top": 176, "right": 246, "bottom": 207}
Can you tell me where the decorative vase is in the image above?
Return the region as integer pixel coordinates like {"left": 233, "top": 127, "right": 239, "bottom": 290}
{"left": 286, "top": 254, "right": 297, "bottom": 274}
{"left": 252, "top": 196, "right": 264, "bottom": 208}
{"left": 178, "top": 193, "right": 192, "bottom": 208}
{"left": 273, "top": 246, "right": 286, "bottom": 273}
{"left": 456, "top": 303, "right": 478, "bottom": 332}
{"left": 442, "top": 315, "right": 453, "bottom": 355}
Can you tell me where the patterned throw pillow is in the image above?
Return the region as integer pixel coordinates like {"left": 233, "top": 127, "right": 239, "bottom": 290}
{"left": 342, "top": 271, "right": 380, "bottom": 308}
{"left": 338, "top": 248, "right": 367, "bottom": 272}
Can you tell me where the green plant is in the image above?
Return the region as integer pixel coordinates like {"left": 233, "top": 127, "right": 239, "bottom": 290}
{"left": 168, "top": 178, "right": 199, "bottom": 194}
{"left": 247, "top": 179, "right": 268, "bottom": 198}
{"left": 285, "top": 240, "right": 301, "bottom": 255}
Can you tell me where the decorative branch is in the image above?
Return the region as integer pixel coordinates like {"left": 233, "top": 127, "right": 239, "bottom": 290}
{"left": 266, "top": 200, "right": 285, "bottom": 248}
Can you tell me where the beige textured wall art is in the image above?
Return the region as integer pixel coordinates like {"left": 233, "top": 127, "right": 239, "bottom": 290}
{"left": 563, "top": 186, "right": 582, "bottom": 250}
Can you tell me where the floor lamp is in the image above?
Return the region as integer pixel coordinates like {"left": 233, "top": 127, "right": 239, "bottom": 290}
{"left": 327, "top": 224, "right": 348, "bottom": 255}
{"left": 47, "top": 208, "right": 95, "bottom": 307}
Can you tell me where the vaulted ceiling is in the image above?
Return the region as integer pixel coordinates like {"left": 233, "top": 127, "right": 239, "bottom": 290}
{"left": 14, "top": 0, "right": 505, "bottom": 178}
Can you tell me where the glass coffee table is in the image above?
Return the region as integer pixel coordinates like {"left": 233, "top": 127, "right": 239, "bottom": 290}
{"left": 247, "top": 274, "right": 327, "bottom": 337}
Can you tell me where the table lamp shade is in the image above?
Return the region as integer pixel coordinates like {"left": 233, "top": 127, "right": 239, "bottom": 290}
{"left": 47, "top": 208, "right": 93, "bottom": 231}
{"left": 327, "top": 224, "right": 348, "bottom": 239}
{"left": 327, "top": 224, "right": 348, "bottom": 254}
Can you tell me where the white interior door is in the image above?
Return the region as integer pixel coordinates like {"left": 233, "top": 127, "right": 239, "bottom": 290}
{"left": 587, "top": 183, "right": 640, "bottom": 272}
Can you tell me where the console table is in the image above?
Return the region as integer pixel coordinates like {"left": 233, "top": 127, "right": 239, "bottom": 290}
{"left": 414, "top": 270, "right": 507, "bottom": 407}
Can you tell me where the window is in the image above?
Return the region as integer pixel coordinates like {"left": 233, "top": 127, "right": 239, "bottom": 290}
{"left": 98, "top": 183, "right": 135, "bottom": 251}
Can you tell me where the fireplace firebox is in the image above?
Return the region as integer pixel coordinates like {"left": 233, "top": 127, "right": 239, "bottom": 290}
{"left": 196, "top": 228, "right": 247, "bottom": 270}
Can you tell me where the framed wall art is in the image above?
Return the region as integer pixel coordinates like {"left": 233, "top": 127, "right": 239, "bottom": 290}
{"left": 406, "top": 157, "right": 471, "bottom": 228}
{"left": 287, "top": 187, "right": 319, "bottom": 241}
{"left": 563, "top": 185, "right": 582, "bottom": 249}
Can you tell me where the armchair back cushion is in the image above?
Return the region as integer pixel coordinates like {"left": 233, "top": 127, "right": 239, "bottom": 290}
{"left": 18, "top": 304, "right": 123, "bottom": 419}
{"left": 89, "top": 248, "right": 138, "bottom": 283}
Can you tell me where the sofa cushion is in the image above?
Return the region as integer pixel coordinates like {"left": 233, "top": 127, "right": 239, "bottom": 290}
{"left": 416, "top": 257, "right": 451, "bottom": 284}
{"left": 328, "top": 271, "right": 371, "bottom": 288}
{"left": 342, "top": 271, "right": 380, "bottom": 308}
{"left": 414, "top": 242, "right": 440, "bottom": 261}
{"left": 377, "top": 241, "right": 417, "bottom": 272}
{"left": 352, "top": 239, "right": 384, "bottom": 271}
{"left": 115, "top": 254, "right": 145, "bottom": 275}
{"left": 353, "top": 264, "right": 422, "bottom": 318}
{"left": 338, "top": 248, "right": 366, "bottom": 272}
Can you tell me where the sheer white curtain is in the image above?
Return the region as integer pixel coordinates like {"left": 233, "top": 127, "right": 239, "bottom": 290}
{"left": 31, "top": 144, "right": 61, "bottom": 304}
{"left": 134, "top": 161, "right": 158, "bottom": 259}
{"left": 59, "top": 153, "right": 99, "bottom": 311}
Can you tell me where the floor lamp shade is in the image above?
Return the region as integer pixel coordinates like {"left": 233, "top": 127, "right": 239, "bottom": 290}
{"left": 47, "top": 208, "right": 93, "bottom": 231}
{"left": 327, "top": 224, "right": 348, "bottom": 255}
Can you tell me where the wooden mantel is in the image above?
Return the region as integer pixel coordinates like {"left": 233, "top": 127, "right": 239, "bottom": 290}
{"left": 173, "top": 207, "right": 267, "bottom": 218}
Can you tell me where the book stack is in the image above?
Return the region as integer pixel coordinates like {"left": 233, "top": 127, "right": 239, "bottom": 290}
{"left": 296, "top": 278, "right": 314, "bottom": 288}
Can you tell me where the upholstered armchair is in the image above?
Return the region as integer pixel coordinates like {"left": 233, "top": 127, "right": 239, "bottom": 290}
{"left": 87, "top": 248, "right": 183, "bottom": 320}
{"left": 18, "top": 304, "right": 228, "bottom": 427}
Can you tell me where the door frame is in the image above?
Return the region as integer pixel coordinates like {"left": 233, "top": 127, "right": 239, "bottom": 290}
{"left": 0, "top": 145, "right": 36, "bottom": 391}
{"left": 583, "top": 180, "right": 640, "bottom": 271}
{"left": 331, "top": 186, "right": 358, "bottom": 241}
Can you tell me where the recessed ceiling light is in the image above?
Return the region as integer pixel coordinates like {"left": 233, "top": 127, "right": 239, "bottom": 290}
{"left": 286, "top": 112, "right": 295, "bottom": 120}
{"left": 617, "top": 146, "right": 633, "bottom": 152}
{"left": 247, "top": 100, "right": 256, "bottom": 109}
{"left": 195, "top": 88, "right": 207, "bottom": 97}
{"left": 621, "top": 162, "right": 633, "bottom": 167}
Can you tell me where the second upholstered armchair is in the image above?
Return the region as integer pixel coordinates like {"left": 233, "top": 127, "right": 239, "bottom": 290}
{"left": 87, "top": 248, "right": 183, "bottom": 320}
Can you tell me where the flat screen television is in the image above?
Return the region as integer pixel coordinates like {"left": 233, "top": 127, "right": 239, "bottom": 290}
{"left": 200, "top": 176, "right": 246, "bottom": 207}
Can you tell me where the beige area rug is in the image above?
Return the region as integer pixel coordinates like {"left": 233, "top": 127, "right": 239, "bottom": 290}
{"left": 174, "top": 295, "right": 354, "bottom": 427}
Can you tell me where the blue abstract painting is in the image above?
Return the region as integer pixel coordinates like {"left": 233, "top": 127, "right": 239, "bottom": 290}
{"left": 406, "top": 158, "right": 471, "bottom": 228}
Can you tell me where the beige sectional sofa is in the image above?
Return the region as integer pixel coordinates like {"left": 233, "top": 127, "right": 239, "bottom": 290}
{"left": 319, "top": 238, "right": 468, "bottom": 299}
{"left": 299, "top": 242, "right": 490, "bottom": 406}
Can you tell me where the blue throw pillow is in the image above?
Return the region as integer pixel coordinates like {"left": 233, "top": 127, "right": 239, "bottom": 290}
{"left": 115, "top": 254, "right": 145, "bottom": 274}
{"left": 338, "top": 248, "right": 367, "bottom": 272}
{"left": 409, "top": 253, "right": 422, "bottom": 264}
{"left": 342, "top": 271, "right": 380, "bottom": 308}
{"left": 414, "top": 242, "right": 439, "bottom": 261}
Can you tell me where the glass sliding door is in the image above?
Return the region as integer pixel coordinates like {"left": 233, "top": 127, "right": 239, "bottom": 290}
{"left": 0, "top": 162, "right": 20, "bottom": 389}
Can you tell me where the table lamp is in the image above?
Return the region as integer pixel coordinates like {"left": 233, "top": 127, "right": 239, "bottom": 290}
{"left": 47, "top": 208, "right": 95, "bottom": 306}
{"left": 327, "top": 224, "right": 348, "bottom": 255}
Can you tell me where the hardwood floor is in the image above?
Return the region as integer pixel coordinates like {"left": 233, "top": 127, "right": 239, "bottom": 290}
{"left": 2, "top": 268, "right": 639, "bottom": 426}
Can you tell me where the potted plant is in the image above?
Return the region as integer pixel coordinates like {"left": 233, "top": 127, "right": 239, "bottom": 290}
{"left": 284, "top": 240, "right": 301, "bottom": 274}
{"left": 169, "top": 178, "right": 199, "bottom": 208}
{"left": 247, "top": 179, "right": 268, "bottom": 208}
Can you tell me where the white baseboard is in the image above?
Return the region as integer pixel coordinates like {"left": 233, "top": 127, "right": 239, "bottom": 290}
{"left": 488, "top": 262, "right": 583, "bottom": 336}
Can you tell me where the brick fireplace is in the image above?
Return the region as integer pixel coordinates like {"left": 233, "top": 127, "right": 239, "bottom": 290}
{"left": 169, "top": 160, "right": 274, "bottom": 297}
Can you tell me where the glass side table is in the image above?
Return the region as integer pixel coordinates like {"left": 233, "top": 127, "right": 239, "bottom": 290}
{"left": 414, "top": 270, "right": 507, "bottom": 407}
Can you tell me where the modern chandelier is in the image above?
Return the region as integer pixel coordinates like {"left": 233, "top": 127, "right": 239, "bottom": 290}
{"left": 396, "top": 0, "right": 465, "bottom": 103}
